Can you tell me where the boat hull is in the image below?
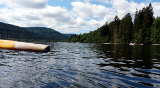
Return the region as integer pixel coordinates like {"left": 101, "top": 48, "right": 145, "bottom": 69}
{"left": 0, "top": 40, "right": 50, "bottom": 52}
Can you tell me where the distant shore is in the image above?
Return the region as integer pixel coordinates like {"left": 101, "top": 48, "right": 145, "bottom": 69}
{"left": 103, "top": 43, "right": 160, "bottom": 46}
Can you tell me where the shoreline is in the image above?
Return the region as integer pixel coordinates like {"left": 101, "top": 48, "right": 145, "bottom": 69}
{"left": 103, "top": 43, "right": 160, "bottom": 46}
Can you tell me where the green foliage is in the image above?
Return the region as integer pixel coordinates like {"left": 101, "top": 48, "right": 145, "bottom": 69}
{"left": 68, "top": 23, "right": 110, "bottom": 43}
{"left": 151, "top": 17, "right": 160, "bottom": 43}
{"left": 68, "top": 4, "right": 160, "bottom": 44}
{"left": 133, "top": 3, "right": 154, "bottom": 44}
{"left": 0, "top": 22, "right": 68, "bottom": 42}
{"left": 119, "top": 13, "right": 133, "bottom": 43}
{"left": 110, "top": 16, "right": 121, "bottom": 43}
{"left": 24, "top": 27, "right": 67, "bottom": 40}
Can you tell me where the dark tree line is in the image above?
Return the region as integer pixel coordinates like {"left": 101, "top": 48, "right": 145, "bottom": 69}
{"left": 68, "top": 4, "right": 160, "bottom": 44}
{"left": 133, "top": 3, "right": 154, "bottom": 44}
{"left": 0, "top": 22, "right": 68, "bottom": 42}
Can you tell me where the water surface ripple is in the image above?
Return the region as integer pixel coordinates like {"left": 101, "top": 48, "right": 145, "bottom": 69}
{"left": 0, "top": 42, "right": 160, "bottom": 88}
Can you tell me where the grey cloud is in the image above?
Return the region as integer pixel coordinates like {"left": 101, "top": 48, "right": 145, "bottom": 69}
{"left": 3, "top": 0, "right": 48, "bottom": 9}
{"left": 17, "top": 0, "right": 47, "bottom": 8}
{"left": 25, "top": 15, "right": 41, "bottom": 21}
{"left": 45, "top": 13, "right": 72, "bottom": 23}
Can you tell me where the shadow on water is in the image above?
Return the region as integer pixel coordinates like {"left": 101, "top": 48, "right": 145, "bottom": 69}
{"left": 96, "top": 44, "right": 160, "bottom": 87}
{"left": 40, "top": 43, "right": 160, "bottom": 88}
{"left": 96, "top": 44, "right": 153, "bottom": 68}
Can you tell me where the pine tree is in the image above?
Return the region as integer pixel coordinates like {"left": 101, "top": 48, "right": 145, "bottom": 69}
{"left": 151, "top": 17, "right": 160, "bottom": 43}
{"left": 110, "top": 16, "right": 120, "bottom": 43}
{"left": 133, "top": 4, "right": 154, "bottom": 44}
{"left": 142, "top": 3, "right": 154, "bottom": 44}
{"left": 119, "top": 13, "right": 133, "bottom": 43}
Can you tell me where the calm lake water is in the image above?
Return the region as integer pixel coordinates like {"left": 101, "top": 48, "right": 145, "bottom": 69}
{"left": 0, "top": 42, "right": 160, "bottom": 88}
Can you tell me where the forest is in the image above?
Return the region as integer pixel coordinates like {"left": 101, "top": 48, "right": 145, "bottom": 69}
{"left": 0, "top": 22, "right": 68, "bottom": 42}
{"left": 68, "top": 4, "right": 160, "bottom": 44}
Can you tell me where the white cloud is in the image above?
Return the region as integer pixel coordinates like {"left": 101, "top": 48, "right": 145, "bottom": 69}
{"left": 0, "top": 1, "right": 109, "bottom": 34}
{"left": 95, "top": 0, "right": 112, "bottom": 4}
{"left": 71, "top": 2, "right": 110, "bottom": 19}
{"left": 152, "top": 2, "right": 160, "bottom": 17}
{"left": 70, "top": 1, "right": 113, "bottom": 33}
{"left": 0, "top": 0, "right": 48, "bottom": 8}
{"left": 0, "top": 0, "right": 159, "bottom": 34}
{"left": 111, "top": 0, "right": 146, "bottom": 18}
{"left": 42, "top": 6, "right": 74, "bottom": 24}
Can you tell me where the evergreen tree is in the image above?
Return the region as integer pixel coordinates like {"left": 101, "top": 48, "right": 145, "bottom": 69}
{"left": 109, "top": 16, "right": 121, "bottom": 43}
{"left": 133, "top": 9, "right": 144, "bottom": 43}
{"left": 133, "top": 3, "right": 154, "bottom": 44}
{"left": 119, "top": 13, "right": 133, "bottom": 43}
{"left": 142, "top": 3, "right": 154, "bottom": 44}
{"left": 68, "top": 4, "right": 157, "bottom": 44}
{"left": 151, "top": 17, "right": 160, "bottom": 43}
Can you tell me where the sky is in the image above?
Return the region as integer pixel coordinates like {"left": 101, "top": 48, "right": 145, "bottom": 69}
{"left": 0, "top": 0, "right": 160, "bottom": 34}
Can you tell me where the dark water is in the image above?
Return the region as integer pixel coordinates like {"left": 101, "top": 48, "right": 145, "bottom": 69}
{"left": 0, "top": 42, "right": 160, "bottom": 88}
